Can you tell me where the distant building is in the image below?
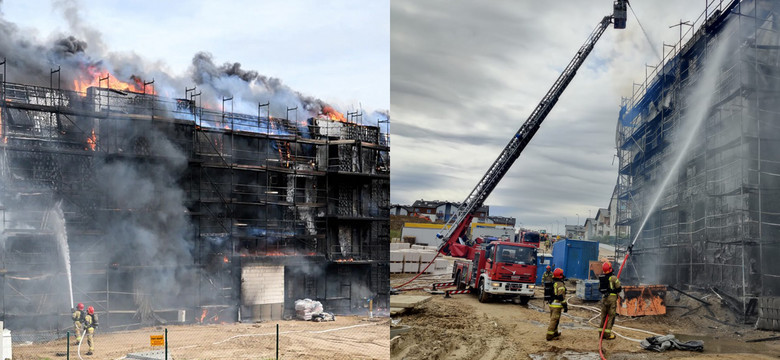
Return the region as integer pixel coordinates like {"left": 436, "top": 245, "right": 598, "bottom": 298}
{"left": 486, "top": 216, "right": 516, "bottom": 227}
{"left": 390, "top": 204, "right": 411, "bottom": 216}
{"left": 407, "top": 199, "right": 489, "bottom": 222}
{"left": 565, "top": 224, "right": 585, "bottom": 240}
{"left": 594, "top": 208, "right": 610, "bottom": 238}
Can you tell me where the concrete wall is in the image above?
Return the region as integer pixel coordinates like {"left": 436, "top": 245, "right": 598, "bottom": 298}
{"left": 242, "top": 265, "right": 284, "bottom": 321}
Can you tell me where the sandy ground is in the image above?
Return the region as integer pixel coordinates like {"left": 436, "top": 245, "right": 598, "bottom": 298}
{"left": 390, "top": 273, "right": 780, "bottom": 360}
{"left": 13, "top": 316, "right": 390, "bottom": 360}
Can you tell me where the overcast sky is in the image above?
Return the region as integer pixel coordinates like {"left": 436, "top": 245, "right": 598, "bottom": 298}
{"left": 391, "top": 0, "right": 707, "bottom": 233}
{"left": 0, "top": 0, "right": 389, "bottom": 112}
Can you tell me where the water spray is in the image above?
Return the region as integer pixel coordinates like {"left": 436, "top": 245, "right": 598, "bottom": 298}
{"left": 598, "top": 16, "right": 734, "bottom": 360}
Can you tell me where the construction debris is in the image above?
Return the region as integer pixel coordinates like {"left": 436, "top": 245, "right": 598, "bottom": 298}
{"left": 640, "top": 334, "right": 703, "bottom": 352}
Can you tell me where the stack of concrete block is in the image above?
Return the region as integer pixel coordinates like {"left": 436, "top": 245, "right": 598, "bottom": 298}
{"left": 390, "top": 248, "right": 445, "bottom": 274}
{"left": 757, "top": 296, "right": 780, "bottom": 330}
{"left": 390, "top": 250, "right": 405, "bottom": 273}
{"left": 433, "top": 258, "right": 449, "bottom": 272}
{"left": 403, "top": 251, "right": 421, "bottom": 273}
{"left": 390, "top": 242, "right": 412, "bottom": 250}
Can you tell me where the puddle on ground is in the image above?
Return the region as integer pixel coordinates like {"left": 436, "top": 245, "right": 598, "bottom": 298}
{"left": 530, "top": 351, "right": 600, "bottom": 360}
{"left": 674, "top": 333, "right": 778, "bottom": 355}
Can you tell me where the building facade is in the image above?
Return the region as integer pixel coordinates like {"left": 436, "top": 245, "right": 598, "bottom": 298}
{"left": 614, "top": 0, "right": 780, "bottom": 318}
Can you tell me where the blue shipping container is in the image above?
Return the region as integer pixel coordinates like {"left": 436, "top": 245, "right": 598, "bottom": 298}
{"left": 536, "top": 255, "right": 552, "bottom": 285}
{"left": 551, "top": 239, "right": 599, "bottom": 280}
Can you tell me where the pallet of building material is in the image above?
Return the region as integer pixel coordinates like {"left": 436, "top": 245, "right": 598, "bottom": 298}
{"left": 434, "top": 258, "right": 449, "bottom": 270}
{"left": 403, "top": 261, "right": 420, "bottom": 273}
{"left": 294, "top": 298, "right": 324, "bottom": 321}
{"left": 419, "top": 251, "right": 437, "bottom": 263}
{"left": 756, "top": 296, "right": 780, "bottom": 331}
{"left": 391, "top": 243, "right": 411, "bottom": 250}
{"left": 390, "top": 250, "right": 405, "bottom": 262}
{"left": 576, "top": 280, "right": 602, "bottom": 301}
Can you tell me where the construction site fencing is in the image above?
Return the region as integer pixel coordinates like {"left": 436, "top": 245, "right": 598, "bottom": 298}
{"left": 10, "top": 317, "right": 390, "bottom": 360}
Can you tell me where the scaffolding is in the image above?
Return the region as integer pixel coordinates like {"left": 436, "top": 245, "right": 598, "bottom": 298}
{"left": 615, "top": 0, "right": 780, "bottom": 321}
{"left": 0, "top": 72, "right": 389, "bottom": 336}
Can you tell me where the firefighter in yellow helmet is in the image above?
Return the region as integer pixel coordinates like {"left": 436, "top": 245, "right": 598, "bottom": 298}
{"left": 71, "top": 303, "right": 85, "bottom": 343}
{"left": 84, "top": 306, "right": 99, "bottom": 355}
{"left": 599, "top": 262, "right": 621, "bottom": 340}
{"left": 546, "top": 268, "right": 567, "bottom": 341}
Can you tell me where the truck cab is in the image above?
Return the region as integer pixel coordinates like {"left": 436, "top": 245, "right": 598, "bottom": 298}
{"left": 454, "top": 241, "right": 537, "bottom": 304}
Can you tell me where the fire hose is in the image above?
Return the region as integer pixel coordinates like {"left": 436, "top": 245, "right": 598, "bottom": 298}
{"left": 76, "top": 329, "right": 85, "bottom": 360}
{"left": 566, "top": 296, "right": 662, "bottom": 341}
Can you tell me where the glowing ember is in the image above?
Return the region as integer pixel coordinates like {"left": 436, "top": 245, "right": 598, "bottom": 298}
{"left": 223, "top": 255, "right": 229, "bottom": 263}
{"left": 335, "top": 258, "right": 355, "bottom": 262}
{"left": 86, "top": 129, "right": 97, "bottom": 151}
{"left": 321, "top": 105, "right": 346, "bottom": 123}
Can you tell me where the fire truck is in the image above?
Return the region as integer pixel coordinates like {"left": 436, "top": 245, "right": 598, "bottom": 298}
{"left": 452, "top": 239, "right": 537, "bottom": 304}
{"left": 428, "top": 0, "right": 627, "bottom": 300}
{"left": 517, "top": 230, "right": 542, "bottom": 248}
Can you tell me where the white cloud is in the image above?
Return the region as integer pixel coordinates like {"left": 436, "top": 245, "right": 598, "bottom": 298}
{"left": 391, "top": 0, "right": 703, "bottom": 232}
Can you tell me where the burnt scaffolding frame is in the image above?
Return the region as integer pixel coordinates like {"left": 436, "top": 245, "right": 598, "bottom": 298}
{"left": 615, "top": 0, "right": 780, "bottom": 321}
{"left": 0, "top": 71, "right": 389, "bottom": 334}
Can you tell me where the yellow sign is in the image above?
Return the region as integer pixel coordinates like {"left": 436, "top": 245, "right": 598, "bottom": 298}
{"left": 150, "top": 335, "right": 165, "bottom": 346}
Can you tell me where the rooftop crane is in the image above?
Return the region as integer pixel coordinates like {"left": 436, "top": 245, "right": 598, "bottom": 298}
{"left": 436, "top": 0, "right": 628, "bottom": 256}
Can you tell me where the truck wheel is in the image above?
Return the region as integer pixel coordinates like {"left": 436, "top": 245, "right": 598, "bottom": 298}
{"left": 519, "top": 296, "right": 530, "bottom": 305}
{"left": 478, "top": 281, "right": 489, "bottom": 303}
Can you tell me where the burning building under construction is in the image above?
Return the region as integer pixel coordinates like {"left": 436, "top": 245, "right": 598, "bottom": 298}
{"left": 0, "top": 65, "right": 390, "bottom": 334}
{"left": 615, "top": 0, "right": 780, "bottom": 324}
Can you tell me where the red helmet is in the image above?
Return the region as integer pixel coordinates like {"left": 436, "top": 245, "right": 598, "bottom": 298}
{"left": 87, "top": 306, "right": 94, "bottom": 315}
{"left": 77, "top": 303, "right": 84, "bottom": 311}
{"left": 546, "top": 265, "right": 551, "bottom": 271}
{"left": 553, "top": 268, "right": 564, "bottom": 279}
{"left": 602, "top": 262, "right": 613, "bottom": 274}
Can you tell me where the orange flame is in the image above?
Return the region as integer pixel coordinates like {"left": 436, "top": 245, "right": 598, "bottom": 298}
{"left": 321, "top": 105, "right": 346, "bottom": 123}
{"left": 223, "top": 256, "right": 229, "bottom": 263}
{"left": 199, "top": 309, "right": 207, "bottom": 323}
{"left": 86, "top": 129, "right": 97, "bottom": 151}
{"left": 71, "top": 66, "right": 153, "bottom": 95}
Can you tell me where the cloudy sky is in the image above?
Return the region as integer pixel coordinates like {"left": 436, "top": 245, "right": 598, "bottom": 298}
{"left": 0, "top": 0, "right": 389, "bottom": 112}
{"left": 391, "top": 0, "right": 707, "bottom": 233}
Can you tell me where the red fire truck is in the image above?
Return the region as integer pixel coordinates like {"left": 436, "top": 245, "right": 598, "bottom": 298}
{"left": 451, "top": 240, "right": 537, "bottom": 304}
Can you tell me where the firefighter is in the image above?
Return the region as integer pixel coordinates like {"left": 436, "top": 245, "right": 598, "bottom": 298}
{"left": 541, "top": 266, "right": 554, "bottom": 284}
{"left": 546, "top": 268, "right": 567, "bottom": 341}
{"left": 72, "top": 303, "right": 85, "bottom": 343}
{"left": 599, "top": 262, "right": 621, "bottom": 340}
{"left": 84, "top": 306, "right": 99, "bottom": 355}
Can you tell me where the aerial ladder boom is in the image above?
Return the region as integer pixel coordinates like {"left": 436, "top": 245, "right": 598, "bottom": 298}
{"left": 437, "top": 1, "right": 627, "bottom": 254}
